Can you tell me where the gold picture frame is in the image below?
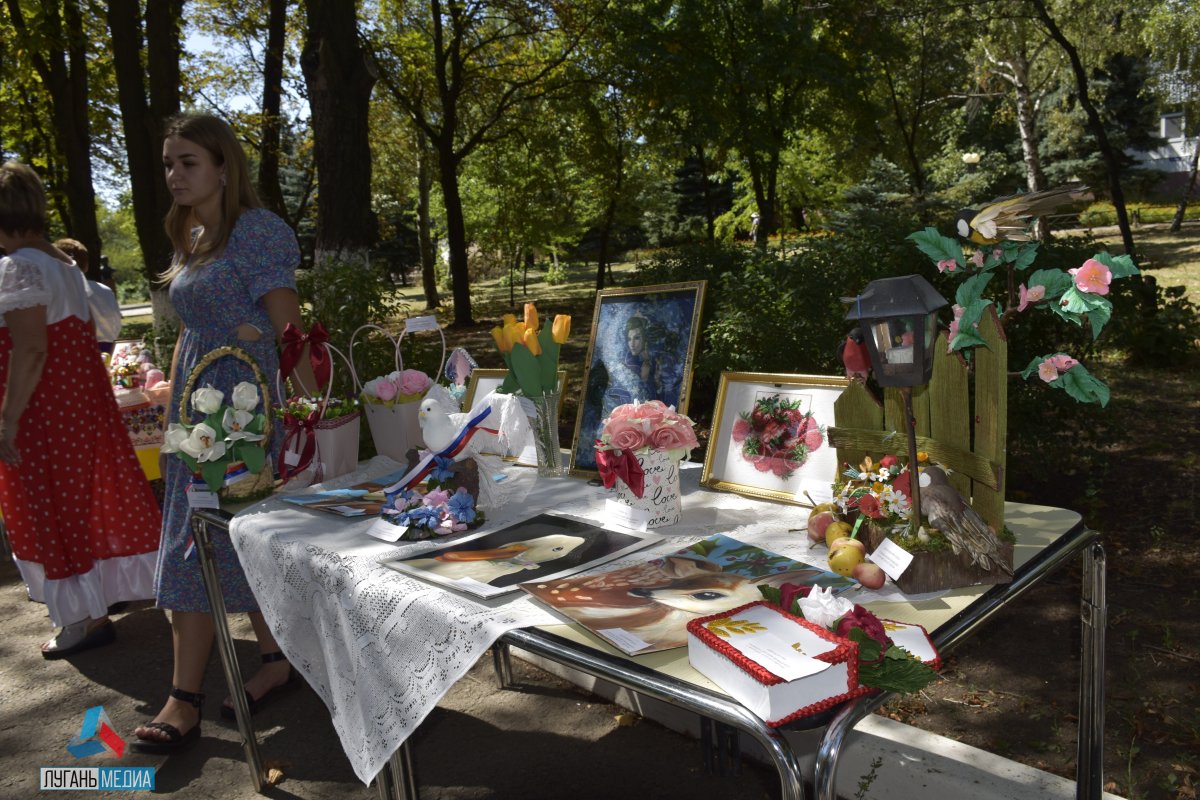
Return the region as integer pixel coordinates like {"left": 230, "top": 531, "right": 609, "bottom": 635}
{"left": 568, "top": 280, "right": 707, "bottom": 477}
{"left": 701, "top": 372, "right": 849, "bottom": 506}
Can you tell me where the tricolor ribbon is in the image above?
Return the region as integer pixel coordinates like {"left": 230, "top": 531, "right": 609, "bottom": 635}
{"left": 278, "top": 408, "right": 322, "bottom": 484}
{"left": 595, "top": 445, "right": 645, "bottom": 498}
{"left": 383, "top": 406, "right": 495, "bottom": 494}
{"left": 279, "top": 321, "right": 331, "bottom": 390}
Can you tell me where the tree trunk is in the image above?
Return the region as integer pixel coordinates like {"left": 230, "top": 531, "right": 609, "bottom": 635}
{"left": 595, "top": 197, "right": 617, "bottom": 291}
{"left": 748, "top": 156, "right": 774, "bottom": 252}
{"left": 107, "top": 0, "right": 179, "bottom": 293}
{"left": 1170, "top": 137, "right": 1199, "bottom": 233}
{"left": 258, "top": 0, "right": 289, "bottom": 221}
{"left": 301, "top": 0, "right": 377, "bottom": 267}
{"left": 437, "top": 141, "right": 474, "bottom": 326}
{"left": 416, "top": 134, "right": 440, "bottom": 310}
{"left": 7, "top": 0, "right": 102, "bottom": 280}
{"left": 1011, "top": 52, "right": 1050, "bottom": 238}
{"left": 1030, "top": 0, "right": 1135, "bottom": 259}
{"left": 696, "top": 145, "right": 716, "bottom": 243}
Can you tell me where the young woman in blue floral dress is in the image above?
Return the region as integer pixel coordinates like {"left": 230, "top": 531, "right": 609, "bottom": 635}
{"left": 134, "top": 114, "right": 316, "bottom": 753}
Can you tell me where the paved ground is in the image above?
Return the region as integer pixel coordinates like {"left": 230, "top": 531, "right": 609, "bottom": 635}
{"left": 0, "top": 557, "right": 785, "bottom": 800}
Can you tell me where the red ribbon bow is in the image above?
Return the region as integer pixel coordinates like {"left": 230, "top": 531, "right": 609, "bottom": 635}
{"left": 278, "top": 408, "right": 321, "bottom": 484}
{"left": 280, "top": 321, "right": 331, "bottom": 391}
{"left": 595, "top": 446, "right": 645, "bottom": 498}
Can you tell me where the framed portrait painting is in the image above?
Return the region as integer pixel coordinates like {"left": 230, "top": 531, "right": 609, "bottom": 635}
{"left": 701, "top": 372, "right": 849, "bottom": 506}
{"left": 569, "top": 281, "right": 706, "bottom": 475}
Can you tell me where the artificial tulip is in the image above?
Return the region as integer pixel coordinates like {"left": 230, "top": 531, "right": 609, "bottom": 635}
{"left": 524, "top": 302, "right": 539, "bottom": 333}
{"left": 502, "top": 313, "right": 517, "bottom": 327}
{"left": 552, "top": 315, "right": 571, "bottom": 344}
{"left": 491, "top": 325, "right": 510, "bottom": 353}
{"left": 523, "top": 328, "right": 543, "bottom": 356}
{"left": 503, "top": 321, "right": 527, "bottom": 351}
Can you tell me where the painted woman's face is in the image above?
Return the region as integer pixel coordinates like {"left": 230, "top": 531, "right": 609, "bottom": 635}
{"left": 627, "top": 328, "right": 644, "bottom": 355}
{"left": 162, "top": 135, "right": 223, "bottom": 218}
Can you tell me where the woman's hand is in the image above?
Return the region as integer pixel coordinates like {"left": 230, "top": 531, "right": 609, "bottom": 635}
{"left": 0, "top": 419, "right": 20, "bottom": 465}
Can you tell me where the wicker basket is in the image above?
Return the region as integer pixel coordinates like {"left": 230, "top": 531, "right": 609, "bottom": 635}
{"left": 178, "top": 345, "right": 275, "bottom": 504}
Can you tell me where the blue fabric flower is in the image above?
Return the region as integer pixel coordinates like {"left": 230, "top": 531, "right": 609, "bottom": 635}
{"left": 447, "top": 488, "right": 476, "bottom": 524}
{"left": 400, "top": 505, "right": 440, "bottom": 529}
{"left": 429, "top": 456, "right": 455, "bottom": 483}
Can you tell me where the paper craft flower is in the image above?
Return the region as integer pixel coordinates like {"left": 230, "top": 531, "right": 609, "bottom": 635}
{"left": 162, "top": 383, "right": 271, "bottom": 492}
{"left": 1017, "top": 283, "right": 1045, "bottom": 312}
{"left": 1069, "top": 258, "right": 1112, "bottom": 295}
{"left": 795, "top": 585, "right": 853, "bottom": 628}
{"left": 490, "top": 302, "right": 570, "bottom": 398}
{"left": 191, "top": 386, "right": 225, "bottom": 415}
{"left": 731, "top": 394, "right": 822, "bottom": 480}
{"left": 362, "top": 369, "right": 432, "bottom": 406}
{"left": 596, "top": 400, "right": 698, "bottom": 462}
{"left": 834, "top": 454, "right": 918, "bottom": 525}
{"left": 377, "top": 460, "right": 484, "bottom": 539}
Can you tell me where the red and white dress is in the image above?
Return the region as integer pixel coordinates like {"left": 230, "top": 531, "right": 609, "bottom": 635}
{"left": 0, "top": 248, "right": 161, "bottom": 627}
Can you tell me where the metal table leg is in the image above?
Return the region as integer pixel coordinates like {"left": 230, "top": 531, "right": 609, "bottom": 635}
{"left": 192, "top": 510, "right": 266, "bottom": 793}
{"left": 1077, "top": 542, "right": 1106, "bottom": 800}
{"left": 492, "top": 642, "right": 514, "bottom": 689}
{"left": 375, "top": 740, "right": 419, "bottom": 800}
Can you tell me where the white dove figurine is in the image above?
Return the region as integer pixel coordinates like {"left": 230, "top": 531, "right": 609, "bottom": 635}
{"left": 418, "top": 397, "right": 465, "bottom": 455}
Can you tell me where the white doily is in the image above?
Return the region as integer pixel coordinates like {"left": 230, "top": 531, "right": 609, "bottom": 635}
{"left": 230, "top": 458, "right": 831, "bottom": 783}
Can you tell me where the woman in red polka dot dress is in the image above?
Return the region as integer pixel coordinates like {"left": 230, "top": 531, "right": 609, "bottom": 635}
{"left": 0, "top": 161, "right": 162, "bottom": 658}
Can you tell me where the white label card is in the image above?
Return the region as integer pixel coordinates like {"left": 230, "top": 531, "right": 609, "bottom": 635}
{"left": 186, "top": 485, "right": 220, "bottom": 509}
{"left": 604, "top": 499, "right": 649, "bottom": 532}
{"left": 284, "top": 449, "right": 300, "bottom": 466}
{"left": 598, "top": 627, "right": 653, "bottom": 654}
{"left": 405, "top": 315, "right": 441, "bottom": 333}
{"left": 365, "top": 517, "right": 407, "bottom": 542}
{"left": 737, "top": 637, "right": 830, "bottom": 682}
{"left": 869, "top": 537, "right": 914, "bottom": 580}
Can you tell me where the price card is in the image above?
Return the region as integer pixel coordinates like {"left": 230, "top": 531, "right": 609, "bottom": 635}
{"left": 868, "top": 537, "right": 914, "bottom": 580}
{"left": 283, "top": 449, "right": 300, "bottom": 467}
{"left": 453, "top": 576, "right": 495, "bottom": 594}
{"left": 405, "top": 315, "right": 441, "bottom": 333}
{"left": 186, "top": 485, "right": 220, "bottom": 509}
{"left": 598, "top": 627, "right": 653, "bottom": 654}
{"left": 604, "top": 499, "right": 650, "bottom": 532}
{"left": 737, "top": 637, "right": 830, "bottom": 682}
{"left": 365, "top": 517, "right": 407, "bottom": 542}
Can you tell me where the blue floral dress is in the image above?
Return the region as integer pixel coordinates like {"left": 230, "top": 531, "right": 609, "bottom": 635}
{"left": 155, "top": 208, "right": 299, "bottom": 612}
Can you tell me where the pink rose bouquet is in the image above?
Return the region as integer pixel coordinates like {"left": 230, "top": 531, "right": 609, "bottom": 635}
{"left": 596, "top": 400, "right": 698, "bottom": 462}
{"left": 362, "top": 369, "right": 432, "bottom": 407}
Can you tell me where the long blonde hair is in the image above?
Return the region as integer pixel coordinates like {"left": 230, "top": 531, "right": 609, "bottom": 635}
{"left": 159, "top": 113, "right": 260, "bottom": 283}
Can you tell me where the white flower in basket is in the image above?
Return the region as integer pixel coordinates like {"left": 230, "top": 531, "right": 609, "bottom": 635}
{"left": 231, "top": 381, "right": 259, "bottom": 412}
{"left": 222, "top": 408, "right": 265, "bottom": 442}
{"left": 191, "top": 385, "right": 225, "bottom": 415}
{"left": 176, "top": 422, "right": 226, "bottom": 463}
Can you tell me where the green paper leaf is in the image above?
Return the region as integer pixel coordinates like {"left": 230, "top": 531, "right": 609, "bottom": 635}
{"left": 538, "top": 325, "right": 560, "bottom": 393}
{"left": 497, "top": 372, "right": 519, "bottom": 394}
{"left": 955, "top": 273, "right": 993, "bottom": 307}
{"left": 238, "top": 444, "right": 266, "bottom": 475}
{"left": 906, "top": 227, "right": 964, "bottom": 267}
{"left": 1085, "top": 302, "right": 1112, "bottom": 339}
{"left": 200, "top": 460, "right": 227, "bottom": 493}
{"left": 1090, "top": 251, "right": 1139, "bottom": 279}
{"left": 203, "top": 412, "right": 224, "bottom": 432}
{"left": 244, "top": 414, "right": 266, "bottom": 435}
{"left": 508, "top": 344, "right": 544, "bottom": 398}
{"left": 1012, "top": 241, "right": 1039, "bottom": 270}
{"left": 178, "top": 452, "right": 199, "bottom": 472}
{"left": 1058, "top": 287, "right": 1108, "bottom": 315}
{"left": 1056, "top": 364, "right": 1110, "bottom": 407}
{"left": 949, "top": 328, "right": 988, "bottom": 351}
{"left": 1025, "top": 269, "right": 1073, "bottom": 299}
{"left": 848, "top": 628, "right": 882, "bottom": 664}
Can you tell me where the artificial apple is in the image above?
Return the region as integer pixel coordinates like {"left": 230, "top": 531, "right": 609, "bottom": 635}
{"left": 807, "top": 510, "right": 838, "bottom": 543}
{"left": 827, "top": 541, "right": 865, "bottom": 576}
{"left": 825, "top": 521, "right": 853, "bottom": 548}
{"left": 852, "top": 562, "right": 886, "bottom": 590}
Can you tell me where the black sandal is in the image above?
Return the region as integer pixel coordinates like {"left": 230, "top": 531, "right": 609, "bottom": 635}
{"left": 220, "top": 651, "right": 296, "bottom": 720}
{"left": 131, "top": 687, "right": 204, "bottom": 754}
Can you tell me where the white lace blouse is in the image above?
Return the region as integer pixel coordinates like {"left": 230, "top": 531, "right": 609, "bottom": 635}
{"left": 0, "top": 248, "right": 91, "bottom": 328}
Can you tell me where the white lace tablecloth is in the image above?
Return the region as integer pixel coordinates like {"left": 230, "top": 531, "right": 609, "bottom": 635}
{"left": 228, "top": 456, "right": 828, "bottom": 783}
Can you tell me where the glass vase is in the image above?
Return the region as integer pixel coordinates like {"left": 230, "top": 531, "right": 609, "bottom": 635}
{"left": 527, "top": 391, "right": 565, "bottom": 477}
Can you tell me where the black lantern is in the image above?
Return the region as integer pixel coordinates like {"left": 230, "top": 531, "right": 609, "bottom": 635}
{"left": 844, "top": 275, "right": 948, "bottom": 388}
{"left": 844, "top": 274, "right": 948, "bottom": 534}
